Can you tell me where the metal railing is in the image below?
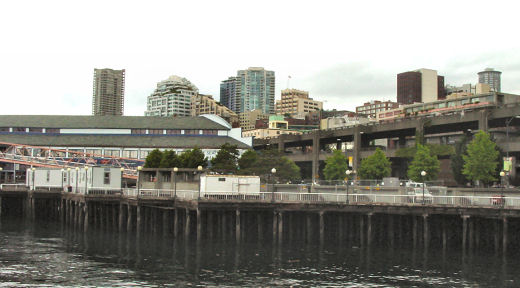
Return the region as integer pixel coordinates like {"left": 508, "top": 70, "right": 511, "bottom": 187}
{"left": 0, "top": 183, "right": 29, "bottom": 191}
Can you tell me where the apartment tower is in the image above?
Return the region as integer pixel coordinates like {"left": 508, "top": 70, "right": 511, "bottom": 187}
{"left": 92, "top": 68, "right": 125, "bottom": 116}
{"left": 397, "top": 68, "right": 445, "bottom": 105}
{"left": 478, "top": 68, "right": 501, "bottom": 92}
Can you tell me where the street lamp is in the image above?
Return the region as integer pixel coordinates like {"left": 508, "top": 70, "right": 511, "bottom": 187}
{"left": 271, "top": 168, "right": 276, "bottom": 202}
{"left": 500, "top": 171, "right": 506, "bottom": 207}
{"left": 137, "top": 166, "right": 143, "bottom": 197}
{"left": 421, "top": 170, "right": 427, "bottom": 205}
{"left": 120, "top": 167, "right": 125, "bottom": 192}
{"left": 505, "top": 116, "right": 520, "bottom": 188}
{"left": 84, "top": 166, "right": 89, "bottom": 194}
{"left": 75, "top": 167, "right": 79, "bottom": 193}
{"left": 346, "top": 170, "right": 352, "bottom": 204}
{"left": 197, "top": 165, "right": 203, "bottom": 200}
{"left": 60, "top": 169, "right": 64, "bottom": 191}
{"left": 173, "top": 167, "right": 178, "bottom": 200}
{"left": 31, "top": 167, "right": 35, "bottom": 190}
{"left": 0, "top": 167, "right": 3, "bottom": 184}
{"left": 67, "top": 168, "right": 71, "bottom": 192}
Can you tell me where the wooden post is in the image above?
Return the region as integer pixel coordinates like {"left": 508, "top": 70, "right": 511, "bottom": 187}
{"left": 127, "top": 205, "right": 133, "bottom": 233}
{"left": 257, "top": 213, "right": 263, "bottom": 242}
{"left": 469, "top": 217, "right": 474, "bottom": 252}
{"left": 83, "top": 202, "right": 89, "bottom": 233}
{"left": 272, "top": 211, "right": 277, "bottom": 244}
{"left": 277, "top": 211, "right": 283, "bottom": 246}
{"left": 118, "top": 204, "right": 124, "bottom": 233}
{"left": 494, "top": 219, "right": 500, "bottom": 254}
{"left": 423, "top": 214, "right": 429, "bottom": 249}
{"left": 173, "top": 208, "right": 179, "bottom": 238}
{"left": 367, "top": 213, "right": 372, "bottom": 247}
{"left": 197, "top": 208, "right": 202, "bottom": 243}
{"left": 185, "top": 208, "right": 191, "bottom": 241}
{"left": 306, "top": 213, "right": 312, "bottom": 244}
{"left": 388, "top": 215, "right": 394, "bottom": 247}
{"left": 360, "top": 215, "right": 365, "bottom": 247}
{"left": 136, "top": 205, "right": 142, "bottom": 238}
{"left": 462, "top": 215, "right": 468, "bottom": 254}
{"left": 163, "top": 209, "right": 169, "bottom": 236}
{"left": 503, "top": 217, "right": 508, "bottom": 255}
{"left": 319, "top": 211, "right": 325, "bottom": 247}
{"left": 442, "top": 217, "right": 447, "bottom": 251}
{"left": 235, "top": 209, "right": 241, "bottom": 243}
{"left": 412, "top": 216, "right": 417, "bottom": 249}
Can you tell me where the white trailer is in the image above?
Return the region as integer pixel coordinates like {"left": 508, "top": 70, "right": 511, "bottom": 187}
{"left": 199, "top": 175, "right": 260, "bottom": 197}
{"left": 26, "top": 167, "right": 122, "bottom": 193}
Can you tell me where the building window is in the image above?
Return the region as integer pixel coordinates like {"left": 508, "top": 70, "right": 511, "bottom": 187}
{"left": 148, "top": 129, "right": 163, "bottom": 134}
{"left": 29, "top": 128, "right": 43, "bottom": 133}
{"left": 185, "top": 130, "right": 198, "bottom": 135}
{"left": 46, "top": 128, "right": 59, "bottom": 134}
{"left": 203, "top": 130, "right": 217, "bottom": 135}
{"left": 0, "top": 127, "right": 8, "bottom": 132}
{"left": 166, "top": 129, "right": 181, "bottom": 134}
{"left": 104, "top": 172, "right": 110, "bottom": 185}
{"left": 131, "top": 129, "right": 147, "bottom": 134}
{"left": 46, "top": 171, "right": 50, "bottom": 182}
{"left": 13, "top": 127, "right": 25, "bottom": 132}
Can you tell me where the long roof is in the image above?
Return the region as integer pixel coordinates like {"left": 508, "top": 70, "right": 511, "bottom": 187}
{"left": 0, "top": 134, "right": 250, "bottom": 149}
{"left": 0, "top": 115, "right": 228, "bottom": 130}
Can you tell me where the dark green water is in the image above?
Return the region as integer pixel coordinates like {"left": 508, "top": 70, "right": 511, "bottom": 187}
{"left": 0, "top": 218, "right": 518, "bottom": 287}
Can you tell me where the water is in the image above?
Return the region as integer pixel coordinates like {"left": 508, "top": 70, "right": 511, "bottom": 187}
{"left": 0, "top": 219, "right": 518, "bottom": 287}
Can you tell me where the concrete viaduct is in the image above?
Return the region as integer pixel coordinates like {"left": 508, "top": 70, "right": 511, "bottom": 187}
{"left": 253, "top": 104, "right": 520, "bottom": 181}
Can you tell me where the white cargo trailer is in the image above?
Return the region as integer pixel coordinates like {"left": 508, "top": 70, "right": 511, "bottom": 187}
{"left": 199, "top": 175, "right": 260, "bottom": 197}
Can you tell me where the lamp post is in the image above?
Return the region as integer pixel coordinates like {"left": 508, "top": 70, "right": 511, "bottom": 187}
{"left": 271, "top": 168, "right": 276, "bottom": 202}
{"left": 421, "top": 170, "right": 427, "bottom": 205}
{"left": 346, "top": 170, "right": 352, "bottom": 204}
{"left": 67, "top": 168, "right": 71, "bottom": 192}
{"left": 31, "top": 167, "right": 35, "bottom": 191}
{"left": 197, "top": 165, "right": 203, "bottom": 200}
{"left": 120, "top": 167, "right": 125, "bottom": 192}
{"left": 173, "top": 167, "right": 178, "bottom": 200}
{"left": 61, "top": 169, "right": 64, "bottom": 192}
{"left": 84, "top": 166, "right": 89, "bottom": 194}
{"left": 75, "top": 167, "right": 79, "bottom": 193}
{"left": 137, "top": 166, "right": 142, "bottom": 197}
{"left": 0, "top": 167, "right": 3, "bottom": 184}
{"left": 505, "top": 116, "right": 520, "bottom": 188}
{"left": 500, "top": 171, "right": 506, "bottom": 207}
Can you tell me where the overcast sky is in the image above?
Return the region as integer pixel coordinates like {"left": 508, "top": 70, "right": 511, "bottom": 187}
{"left": 1, "top": 0, "right": 519, "bottom": 116}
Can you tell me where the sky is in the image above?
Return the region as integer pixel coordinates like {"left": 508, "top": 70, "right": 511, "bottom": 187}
{"left": 1, "top": 0, "right": 519, "bottom": 116}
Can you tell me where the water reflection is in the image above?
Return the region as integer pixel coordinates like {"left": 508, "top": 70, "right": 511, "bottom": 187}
{"left": 0, "top": 218, "right": 520, "bottom": 286}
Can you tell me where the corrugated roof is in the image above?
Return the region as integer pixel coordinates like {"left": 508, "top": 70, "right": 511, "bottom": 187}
{"left": 0, "top": 115, "right": 228, "bottom": 130}
{"left": 0, "top": 134, "right": 250, "bottom": 149}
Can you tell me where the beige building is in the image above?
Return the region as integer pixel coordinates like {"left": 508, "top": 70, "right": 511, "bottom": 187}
{"left": 242, "top": 128, "right": 302, "bottom": 139}
{"left": 355, "top": 100, "right": 399, "bottom": 118}
{"left": 239, "top": 109, "right": 268, "bottom": 131}
{"left": 191, "top": 94, "right": 238, "bottom": 126}
{"left": 276, "top": 89, "right": 323, "bottom": 118}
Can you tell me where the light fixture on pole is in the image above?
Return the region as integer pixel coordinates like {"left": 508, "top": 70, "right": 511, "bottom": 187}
{"left": 120, "top": 167, "right": 125, "bottom": 192}
{"left": 0, "top": 167, "right": 3, "bottom": 184}
{"left": 271, "top": 168, "right": 277, "bottom": 202}
{"left": 31, "top": 167, "right": 35, "bottom": 191}
{"left": 67, "top": 168, "right": 71, "bottom": 192}
{"left": 75, "top": 167, "right": 79, "bottom": 193}
{"left": 173, "top": 167, "right": 178, "bottom": 200}
{"left": 61, "top": 168, "right": 64, "bottom": 192}
{"left": 197, "top": 165, "right": 203, "bottom": 200}
{"left": 84, "top": 166, "right": 89, "bottom": 194}
{"left": 420, "top": 170, "right": 427, "bottom": 205}
{"left": 346, "top": 170, "right": 352, "bottom": 204}
{"left": 137, "top": 166, "right": 143, "bottom": 197}
{"left": 500, "top": 171, "right": 506, "bottom": 207}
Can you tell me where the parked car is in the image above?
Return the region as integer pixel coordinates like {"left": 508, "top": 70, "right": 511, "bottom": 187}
{"left": 407, "top": 188, "right": 433, "bottom": 204}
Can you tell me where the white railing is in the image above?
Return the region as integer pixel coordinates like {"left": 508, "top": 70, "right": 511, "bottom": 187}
{"left": 0, "top": 183, "right": 29, "bottom": 191}
{"left": 86, "top": 187, "right": 122, "bottom": 195}
{"left": 33, "top": 185, "right": 64, "bottom": 192}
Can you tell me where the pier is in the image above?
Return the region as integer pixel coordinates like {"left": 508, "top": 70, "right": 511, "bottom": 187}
{"left": 1, "top": 184, "right": 520, "bottom": 255}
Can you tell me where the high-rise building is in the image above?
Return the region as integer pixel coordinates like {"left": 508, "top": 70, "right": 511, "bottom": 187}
{"left": 220, "top": 67, "right": 275, "bottom": 114}
{"left": 220, "top": 77, "right": 240, "bottom": 114}
{"left": 397, "top": 68, "right": 445, "bottom": 105}
{"left": 478, "top": 68, "right": 501, "bottom": 92}
{"left": 92, "top": 68, "right": 125, "bottom": 116}
{"left": 275, "top": 89, "right": 323, "bottom": 118}
{"left": 145, "top": 75, "right": 198, "bottom": 117}
{"left": 239, "top": 109, "right": 269, "bottom": 131}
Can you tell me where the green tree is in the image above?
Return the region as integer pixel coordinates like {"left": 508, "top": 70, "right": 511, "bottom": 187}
{"left": 179, "top": 147, "right": 207, "bottom": 168}
{"left": 462, "top": 130, "right": 499, "bottom": 186}
{"left": 211, "top": 143, "right": 239, "bottom": 173}
{"left": 358, "top": 148, "right": 391, "bottom": 180}
{"left": 159, "top": 150, "right": 181, "bottom": 168}
{"left": 144, "top": 149, "right": 163, "bottom": 168}
{"left": 407, "top": 144, "right": 440, "bottom": 182}
{"left": 323, "top": 150, "right": 349, "bottom": 180}
{"left": 451, "top": 135, "right": 469, "bottom": 186}
{"left": 254, "top": 149, "right": 300, "bottom": 183}
{"left": 237, "top": 149, "right": 259, "bottom": 175}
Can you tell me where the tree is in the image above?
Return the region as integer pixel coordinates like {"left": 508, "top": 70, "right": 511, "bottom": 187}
{"left": 407, "top": 144, "right": 440, "bottom": 182}
{"left": 237, "top": 149, "right": 259, "bottom": 175}
{"left": 451, "top": 135, "right": 469, "bottom": 186}
{"left": 211, "top": 143, "right": 239, "bottom": 173}
{"left": 254, "top": 149, "right": 300, "bottom": 183}
{"left": 144, "top": 149, "right": 163, "bottom": 168}
{"left": 358, "top": 148, "right": 391, "bottom": 180}
{"left": 323, "top": 150, "right": 349, "bottom": 180}
{"left": 179, "top": 147, "right": 207, "bottom": 168}
{"left": 462, "top": 130, "right": 499, "bottom": 186}
{"left": 159, "top": 150, "right": 181, "bottom": 168}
